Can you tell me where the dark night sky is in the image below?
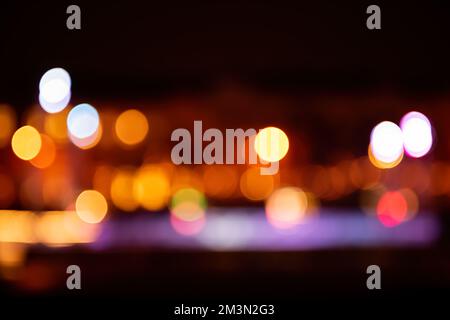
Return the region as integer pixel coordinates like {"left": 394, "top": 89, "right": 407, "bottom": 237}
{"left": 1, "top": 1, "right": 450, "bottom": 107}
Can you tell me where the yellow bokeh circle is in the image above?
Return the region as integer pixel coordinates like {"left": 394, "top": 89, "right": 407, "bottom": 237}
{"left": 75, "top": 190, "right": 108, "bottom": 224}
{"left": 254, "top": 127, "right": 289, "bottom": 162}
{"left": 11, "top": 125, "right": 42, "bottom": 160}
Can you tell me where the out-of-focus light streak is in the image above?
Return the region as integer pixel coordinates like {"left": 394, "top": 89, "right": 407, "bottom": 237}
{"left": 37, "top": 211, "right": 100, "bottom": 245}
{"left": 430, "top": 162, "right": 450, "bottom": 196}
{"left": 197, "top": 213, "right": 255, "bottom": 250}
{"left": 62, "top": 211, "right": 101, "bottom": 243}
{"left": 399, "top": 161, "right": 430, "bottom": 193}
{"left": 349, "top": 157, "right": 381, "bottom": 190}
{"left": 0, "top": 211, "right": 36, "bottom": 243}
{"left": 0, "top": 210, "right": 100, "bottom": 247}
{"left": 97, "top": 208, "right": 439, "bottom": 251}
{"left": 170, "top": 214, "right": 206, "bottom": 236}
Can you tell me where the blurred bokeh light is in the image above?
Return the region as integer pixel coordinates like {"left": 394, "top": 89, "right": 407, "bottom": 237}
{"left": 67, "top": 103, "right": 100, "bottom": 139}
{"left": 370, "top": 121, "right": 404, "bottom": 165}
{"left": 254, "top": 127, "right": 289, "bottom": 162}
{"left": 133, "top": 165, "right": 170, "bottom": 211}
{"left": 114, "top": 109, "right": 149, "bottom": 146}
{"left": 75, "top": 190, "right": 108, "bottom": 224}
{"left": 11, "top": 125, "right": 42, "bottom": 161}
{"left": 110, "top": 167, "right": 139, "bottom": 211}
{"left": 376, "top": 190, "right": 409, "bottom": 227}
{"left": 29, "top": 134, "right": 56, "bottom": 169}
{"left": 265, "top": 187, "right": 308, "bottom": 229}
{"left": 240, "top": 167, "right": 277, "bottom": 201}
{"left": 400, "top": 111, "right": 433, "bottom": 158}
{"left": 38, "top": 68, "right": 71, "bottom": 113}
